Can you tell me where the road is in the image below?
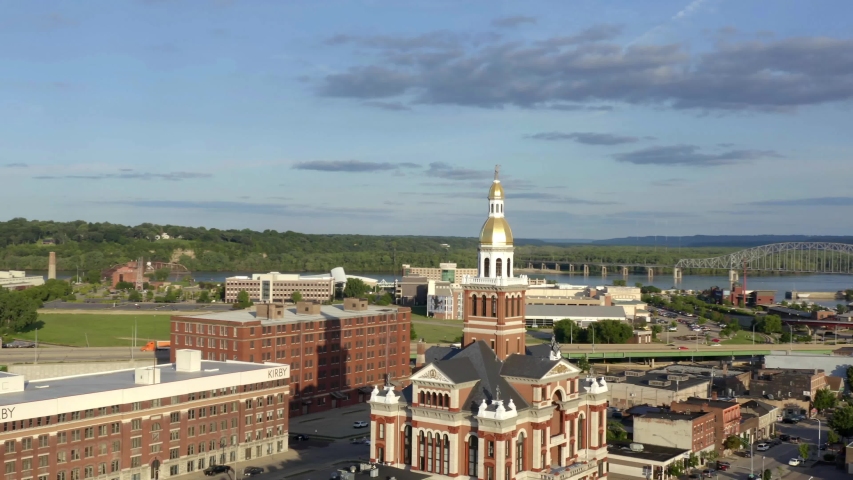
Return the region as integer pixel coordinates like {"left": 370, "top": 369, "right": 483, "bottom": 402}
{"left": 0, "top": 346, "right": 163, "bottom": 364}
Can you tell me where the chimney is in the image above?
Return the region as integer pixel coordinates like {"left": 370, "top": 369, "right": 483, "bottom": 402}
{"left": 416, "top": 339, "right": 426, "bottom": 367}
{"left": 48, "top": 252, "right": 56, "bottom": 280}
{"left": 343, "top": 298, "right": 368, "bottom": 311}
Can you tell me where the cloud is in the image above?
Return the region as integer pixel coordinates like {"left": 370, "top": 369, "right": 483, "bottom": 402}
{"left": 425, "top": 162, "right": 488, "bottom": 181}
{"left": 747, "top": 197, "right": 853, "bottom": 207}
{"left": 3, "top": 163, "right": 27, "bottom": 168}
{"left": 548, "top": 104, "right": 615, "bottom": 112}
{"left": 492, "top": 15, "right": 537, "bottom": 28}
{"left": 650, "top": 178, "right": 687, "bottom": 187}
{"left": 292, "top": 160, "right": 419, "bottom": 172}
{"left": 318, "top": 27, "right": 853, "bottom": 112}
{"left": 525, "top": 131, "right": 641, "bottom": 145}
{"left": 110, "top": 199, "right": 392, "bottom": 218}
{"left": 33, "top": 171, "right": 212, "bottom": 181}
{"left": 613, "top": 145, "right": 782, "bottom": 166}
{"left": 511, "top": 192, "right": 618, "bottom": 205}
{"left": 717, "top": 143, "right": 735, "bottom": 148}
{"left": 362, "top": 100, "right": 411, "bottom": 111}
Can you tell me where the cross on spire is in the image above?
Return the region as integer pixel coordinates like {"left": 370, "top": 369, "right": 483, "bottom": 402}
{"left": 494, "top": 164, "right": 500, "bottom": 180}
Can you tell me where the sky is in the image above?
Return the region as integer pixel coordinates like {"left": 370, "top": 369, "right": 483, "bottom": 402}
{"left": 1, "top": 0, "right": 852, "bottom": 240}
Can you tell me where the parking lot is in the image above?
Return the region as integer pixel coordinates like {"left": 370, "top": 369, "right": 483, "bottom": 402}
{"left": 290, "top": 404, "right": 373, "bottom": 439}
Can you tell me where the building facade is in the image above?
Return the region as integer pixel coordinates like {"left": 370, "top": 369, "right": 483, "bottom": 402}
{"left": 224, "top": 272, "right": 335, "bottom": 303}
{"left": 0, "top": 270, "right": 45, "bottom": 290}
{"left": 0, "top": 350, "right": 289, "bottom": 480}
{"left": 670, "top": 398, "right": 741, "bottom": 451}
{"left": 749, "top": 368, "right": 827, "bottom": 400}
{"left": 170, "top": 300, "right": 411, "bottom": 417}
{"left": 633, "top": 411, "right": 716, "bottom": 454}
{"left": 605, "top": 371, "right": 710, "bottom": 410}
{"left": 401, "top": 263, "right": 478, "bottom": 284}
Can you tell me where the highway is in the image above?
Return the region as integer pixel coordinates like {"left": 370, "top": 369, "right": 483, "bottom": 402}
{"left": 0, "top": 346, "right": 164, "bottom": 364}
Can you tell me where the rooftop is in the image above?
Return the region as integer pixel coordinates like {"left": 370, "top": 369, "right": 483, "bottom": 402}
{"left": 608, "top": 441, "right": 689, "bottom": 463}
{"left": 176, "top": 303, "right": 403, "bottom": 324}
{"left": 0, "top": 360, "right": 278, "bottom": 407}
{"left": 525, "top": 305, "right": 627, "bottom": 318}
{"left": 639, "top": 411, "right": 712, "bottom": 421}
{"left": 606, "top": 372, "right": 709, "bottom": 392}
{"left": 678, "top": 397, "right": 739, "bottom": 409}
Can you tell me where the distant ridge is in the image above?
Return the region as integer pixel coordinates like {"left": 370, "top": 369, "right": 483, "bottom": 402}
{"left": 589, "top": 235, "right": 853, "bottom": 248}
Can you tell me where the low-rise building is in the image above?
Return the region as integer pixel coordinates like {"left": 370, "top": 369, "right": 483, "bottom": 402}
{"left": 738, "top": 400, "right": 778, "bottom": 441}
{"left": 633, "top": 411, "right": 716, "bottom": 454}
{"left": 670, "top": 398, "right": 741, "bottom": 452}
{"left": 395, "top": 275, "right": 429, "bottom": 306}
{"left": 225, "top": 272, "right": 335, "bottom": 303}
{"left": 0, "top": 270, "right": 45, "bottom": 290}
{"left": 400, "top": 263, "right": 477, "bottom": 284}
{"left": 170, "top": 300, "right": 412, "bottom": 417}
{"left": 628, "top": 330, "right": 652, "bottom": 344}
{"left": 749, "top": 368, "right": 827, "bottom": 400}
{"left": 652, "top": 364, "right": 750, "bottom": 397}
{"left": 425, "top": 280, "right": 463, "bottom": 319}
{"left": 608, "top": 442, "right": 690, "bottom": 480}
{"left": 525, "top": 305, "right": 628, "bottom": 328}
{"left": 0, "top": 350, "right": 289, "bottom": 480}
{"left": 606, "top": 370, "right": 711, "bottom": 410}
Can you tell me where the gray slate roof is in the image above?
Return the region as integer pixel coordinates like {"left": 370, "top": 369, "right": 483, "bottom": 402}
{"left": 500, "top": 355, "right": 560, "bottom": 379}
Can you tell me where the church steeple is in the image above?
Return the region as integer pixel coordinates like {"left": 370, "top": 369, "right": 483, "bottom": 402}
{"left": 478, "top": 165, "right": 514, "bottom": 277}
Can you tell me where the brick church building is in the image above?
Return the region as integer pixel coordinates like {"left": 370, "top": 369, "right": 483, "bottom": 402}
{"left": 368, "top": 168, "right": 611, "bottom": 480}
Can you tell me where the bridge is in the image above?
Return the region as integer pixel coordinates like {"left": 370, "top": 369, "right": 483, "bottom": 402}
{"left": 516, "top": 242, "right": 853, "bottom": 280}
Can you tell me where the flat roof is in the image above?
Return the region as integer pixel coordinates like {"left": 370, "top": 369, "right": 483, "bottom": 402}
{"left": 639, "top": 411, "right": 711, "bottom": 421}
{"left": 0, "top": 360, "right": 277, "bottom": 407}
{"left": 525, "top": 305, "right": 626, "bottom": 318}
{"left": 608, "top": 442, "right": 689, "bottom": 463}
{"left": 612, "top": 373, "right": 709, "bottom": 392}
{"left": 178, "top": 304, "right": 403, "bottom": 324}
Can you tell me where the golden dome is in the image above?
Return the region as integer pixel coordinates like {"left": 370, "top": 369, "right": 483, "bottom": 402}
{"left": 479, "top": 217, "right": 514, "bottom": 245}
{"left": 488, "top": 181, "right": 504, "bottom": 200}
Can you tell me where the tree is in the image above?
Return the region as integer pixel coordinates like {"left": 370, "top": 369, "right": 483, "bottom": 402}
{"left": 291, "top": 291, "right": 303, "bottom": 303}
{"left": 828, "top": 430, "right": 840, "bottom": 445}
{"left": 343, "top": 278, "right": 369, "bottom": 298}
{"left": 84, "top": 269, "right": 102, "bottom": 284}
{"left": 128, "top": 290, "right": 143, "bottom": 302}
{"left": 724, "top": 435, "right": 742, "bottom": 450}
{"left": 650, "top": 324, "right": 662, "bottom": 340}
{"left": 376, "top": 292, "right": 393, "bottom": 306}
{"left": 667, "top": 463, "right": 684, "bottom": 478}
{"left": 197, "top": 290, "right": 211, "bottom": 303}
{"left": 814, "top": 388, "right": 838, "bottom": 412}
{"left": 798, "top": 443, "right": 810, "bottom": 460}
{"left": 0, "top": 289, "right": 39, "bottom": 332}
{"left": 634, "top": 282, "right": 643, "bottom": 288}
{"left": 829, "top": 404, "right": 853, "bottom": 439}
{"left": 607, "top": 421, "right": 628, "bottom": 442}
{"left": 697, "top": 317, "right": 707, "bottom": 325}
{"left": 554, "top": 319, "right": 583, "bottom": 343}
{"left": 163, "top": 287, "right": 179, "bottom": 303}
{"left": 847, "top": 367, "right": 853, "bottom": 394}
{"left": 576, "top": 357, "right": 591, "bottom": 373}
{"left": 687, "top": 452, "right": 699, "bottom": 469}
{"left": 589, "top": 319, "right": 634, "bottom": 344}
{"left": 234, "top": 290, "right": 253, "bottom": 309}
{"left": 152, "top": 268, "right": 170, "bottom": 282}
{"left": 612, "top": 279, "right": 626, "bottom": 286}
{"left": 145, "top": 290, "right": 154, "bottom": 301}
{"left": 641, "top": 285, "right": 661, "bottom": 294}
{"left": 762, "top": 469, "right": 771, "bottom": 480}
{"left": 115, "top": 281, "right": 135, "bottom": 290}
{"left": 410, "top": 324, "right": 417, "bottom": 341}
{"left": 837, "top": 304, "right": 848, "bottom": 314}
{"left": 780, "top": 331, "right": 792, "bottom": 343}
{"left": 755, "top": 314, "right": 782, "bottom": 334}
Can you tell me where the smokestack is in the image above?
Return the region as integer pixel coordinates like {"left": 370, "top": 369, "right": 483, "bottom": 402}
{"left": 48, "top": 252, "right": 56, "bottom": 280}
{"left": 416, "top": 339, "right": 426, "bottom": 368}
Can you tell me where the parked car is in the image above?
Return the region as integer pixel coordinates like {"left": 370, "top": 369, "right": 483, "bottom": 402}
{"left": 779, "top": 434, "right": 791, "bottom": 441}
{"left": 788, "top": 458, "right": 802, "bottom": 466}
{"left": 243, "top": 466, "right": 263, "bottom": 477}
{"left": 353, "top": 421, "right": 369, "bottom": 428}
{"left": 204, "top": 465, "right": 231, "bottom": 476}
{"left": 783, "top": 417, "right": 799, "bottom": 424}
{"left": 716, "top": 461, "right": 730, "bottom": 471}
{"left": 756, "top": 443, "right": 770, "bottom": 451}
{"left": 702, "top": 469, "right": 714, "bottom": 477}
{"left": 291, "top": 434, "right": 309, "bottom": 441}
{"left": 677, "top": 346, "right": 689, "bottom": 350}
{"left": 790, "top": 436, "right": 800, "bottom": 444}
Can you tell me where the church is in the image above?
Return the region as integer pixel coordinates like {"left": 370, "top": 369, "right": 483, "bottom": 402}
{"left": 368, "top": 167, "right": 610, "bottom": 480}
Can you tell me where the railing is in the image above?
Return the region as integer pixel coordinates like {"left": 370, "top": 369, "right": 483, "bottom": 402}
{"left": 538, "top": 461, "right": 598, "bottom": 480}
{"left": 461, "top": 275, "right": 529, "bottom": 286}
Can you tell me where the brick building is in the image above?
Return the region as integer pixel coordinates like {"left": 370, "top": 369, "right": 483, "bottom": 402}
{"left": 0, "top": 350, "right": 289, "bottom": 480}
{"left": 749, "top": 368, "right": 827, "bottom": 400}
{"left": 670, "top": 398, "right": 741, "bottom": 451}
{"left": 224, "top": 272, "right": 335, "bottom": 303}
{"left": 170, "top": 300, "right": 411, "bottom": 417}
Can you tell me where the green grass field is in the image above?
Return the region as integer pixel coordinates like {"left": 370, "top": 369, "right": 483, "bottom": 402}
{"left": 721, "top": 330, "right": 764, "bottom": 345}
{"left": 12, "top": 314, "right": 172, "bottom": 347}
{"left": 411, "top": 319, "right": 463, "bottom": 344}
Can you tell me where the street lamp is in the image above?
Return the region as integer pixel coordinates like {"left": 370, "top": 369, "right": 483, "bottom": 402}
{"left": 817, "top": 418, "right": 822, "bottom": 459}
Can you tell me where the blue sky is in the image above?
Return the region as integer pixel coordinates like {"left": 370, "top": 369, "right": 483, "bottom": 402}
{"left": 1, "top": 0, "right": 852, "bottom": 240}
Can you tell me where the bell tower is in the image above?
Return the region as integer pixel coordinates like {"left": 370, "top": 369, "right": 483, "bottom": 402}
{"left": 462, "top": 165, "right": 529, "bottom": 360}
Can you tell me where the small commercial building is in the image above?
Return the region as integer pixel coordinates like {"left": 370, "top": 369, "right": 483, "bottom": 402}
{"left": 670, "top": 397, "right": 741, "bottom": 452}
{"left": 749, "top": 368, "right": 827, "bottom": 400}
{"left": 633, "top": 411, "right": 716, "bottom": 454}
{"left": 608, "top": 442, "right": 690, "bottom": 480}
{"left": 525, "top": 305, "right": 628, "bottom": 327}
{"left": 606, "top": 370, "right": 711, "bottom": 410}
{"left": 0, "top": 350, "right": 289, "bottom": 480}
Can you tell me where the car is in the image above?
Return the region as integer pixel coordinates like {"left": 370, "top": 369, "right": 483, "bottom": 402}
{"left": 782, "top": 417, "right": 799, "bottom": 424}
{"left": 668, "top": 327, "right": 678, "bottom": 332}
{"left": 779, "top": 434, "right": 791, "bottom": 442}
{"left": 716, "top": 462, "right": 730, "bottom": 471}
{"left": 710, "top": 343, "right": 721, "bottom": 347}
{"left": 688, "top": 474, "right": 700, "bottom": 479}
{"left": 756, "top": 443, "right": 770, "bottom": 451}
{"left": 742, "top": 451, "right": 752, "bottom": 458}
{"left": 712, "top": 338, "right": 721, "bottom": 343}
{"left": 353, "top": 421, "right": 369, "bottom": 428}
{"left": 790, "top": 436, "right": 800, "bottom": 444}
{"left": 291, "top": 434, "right": 309, "bottom": 441}
{"left": 771, "top": 438, "right": 782, "bottom": 446}
{"left": 820, "top": 443, "right": 828, "bottom": 451}
{"left": 788, "top": 458, "right": 802, "bottom": 466}
{"left": 243, "top": 466, "right": 263, "bottom": 477}
{"left": 678, "top": 346, "right": 689, "bottom": 350}
{"left": 203, "top": 465, "right": 232, "bottom": 476}
{"left": 702, "top": 469, "right": 714, "bottom": 477}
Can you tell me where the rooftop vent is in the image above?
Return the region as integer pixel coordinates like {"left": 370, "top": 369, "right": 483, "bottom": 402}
{"left": 343, "top": 298, "right": 368, "bottom": 311}
{"left": 134, "top": 367, "right": 161, "bottom": 385}
{"left": 649, "top": 380, "right": 672, "bottom": 387}
{"left": 625, "top": 371, "right": 645, "bottom": 377}
{"left": 604, "top": 375, "right": 626, "bottom": 383}
{"left": 629, "top": 443, "right": 644, "bottom": 452}
{"left": 176, "top": 349, "right": 202, "bottom": 373}
{"left": 667, "top": 374, "right": 690, "bottom": 382}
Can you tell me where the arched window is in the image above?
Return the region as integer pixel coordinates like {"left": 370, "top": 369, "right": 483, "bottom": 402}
{"left": 492, "top": 297, "right": 497, "bottom": 318}
{"left": 551, "top": 391, "right": 564, "bottom": 435}
{"left": 151, "top": 422, "right": 161, "bottom": 432}
{"left": 484, "top": 258, "right": 490, "bottom": 278}
{"left": 481, "top": 296, "right": 487, "bottom": 318}
{"left": 507, "top": 258, "right": 511, "bottom": 277}
{"left": 505, "top": 296, "right": 510, "bottom": 317}
{"left": 468, "top": 436, "right": 478, "bottom": 476}
{"left": 516, "top": 433, "right": 525, "bottom": 472}
{"left": 578, "top": 415, "right": 586, "bottom": 450}
{"left": 419, "top": 391, "right": 424, "bottom": 405}
{"left": 427, "top": 433, "right": 433, "bottom": 472}
{"left": 445, "top": 394, "right": 450, "bottom": 408}
{"left": 404, "top": 426, "right": 412, "bottom": 464}
{"left": 495, "top": 258, "right": 503, "bottom": 277}
{"left": 443, "top": 435, "right": 450, "bottom": 474}
{"left": 472, "top": 295, "right": 478, "bottom": 316}
{"left": 419, "top": 431, "right": 426, "bottom": 470}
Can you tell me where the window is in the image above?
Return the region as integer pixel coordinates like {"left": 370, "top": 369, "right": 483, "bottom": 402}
{"left": 131, "top": 419, "right": 141, "bottom": 431}
{"left": 516, "top": 433, "right": 525, "bottom": 472}
{"left": 488, "top": 440, "right": 494, "bottom": 458}
{"left": 468, "top": 437, "right": 478, "bottom": 476}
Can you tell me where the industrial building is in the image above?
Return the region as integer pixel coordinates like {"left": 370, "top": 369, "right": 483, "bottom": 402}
{"left": 605, "top": 370, "right": 711, "bottom": 410}
{"left": 525, "top": 305, "right": 628, "bottom": 327}
{"left": 0, "top": 350, "right": 289, "bottom": 480}
{"left": 0, "top": 270, "right": 44, "bottom": 290}
{"left": 170, "top": 299, "right": 412, "bottom": 417}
